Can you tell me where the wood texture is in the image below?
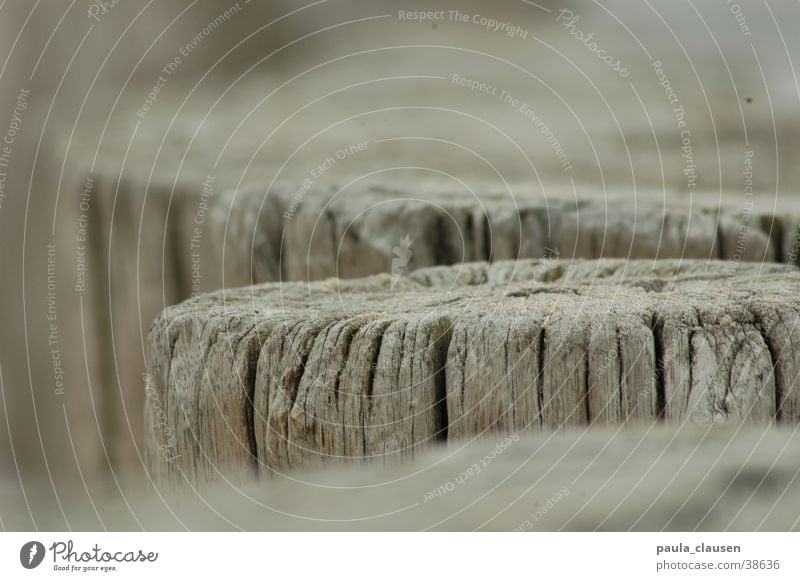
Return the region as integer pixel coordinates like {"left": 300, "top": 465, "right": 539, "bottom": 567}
{"left": 217, "top": 184, "right": 800, "bottom": 281}
{"left": 55, "top": 61, "right": 800, "bottom": 480}
{"left": 46, "top": 12, "right": 800, "bottom": 483}
{"left": 75, "top": 171, "right": 800, "bottom": 480}
{"left": 146, "top": 258, "right": 800, "bottom": 483}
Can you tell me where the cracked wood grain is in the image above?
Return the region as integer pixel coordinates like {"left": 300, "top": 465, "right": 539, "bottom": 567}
{"left": 75, "top": 176, "right": 800, "bottom": 480}
{"left": 146, "top": 258, "right": 800, "bottom": 483}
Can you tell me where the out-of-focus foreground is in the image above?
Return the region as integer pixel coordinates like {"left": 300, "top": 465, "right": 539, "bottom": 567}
{"left": 2, "top": 0, "right": 800, "bottom": 530}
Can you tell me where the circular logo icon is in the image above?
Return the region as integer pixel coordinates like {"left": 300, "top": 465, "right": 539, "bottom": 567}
{"left": 20, "top": 541, "right": 45, "bottom": 569}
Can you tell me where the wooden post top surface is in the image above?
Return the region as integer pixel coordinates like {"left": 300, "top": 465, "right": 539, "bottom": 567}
{"left": 146, "top": 258, "right": 800, "bottom": 483}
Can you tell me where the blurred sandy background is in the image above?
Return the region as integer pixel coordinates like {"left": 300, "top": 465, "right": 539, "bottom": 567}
{"left": 1, "top": 0, "right": 799, "bottom": 530}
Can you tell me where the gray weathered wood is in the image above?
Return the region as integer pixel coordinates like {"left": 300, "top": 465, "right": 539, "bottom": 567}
{"left": 146, "top": 258, "right": 800, "bottom": 483}
{"left": 75, "top": 169, "right": 800, "bottom": 481}
{"left": 48, "top": 5, "right": 800, "bottom": 480}
{"left": 220, "top": 184, "right": 800, "bottom": 282}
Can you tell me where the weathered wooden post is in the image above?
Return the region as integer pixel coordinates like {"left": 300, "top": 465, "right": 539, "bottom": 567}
{"left": 145, "top": 258, "right": 800, "bottom": 484}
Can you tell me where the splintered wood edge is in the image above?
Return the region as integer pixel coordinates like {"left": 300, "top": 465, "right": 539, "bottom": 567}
{"left": 87, "top": 175, "right": 800, "bottom": 478}
{"left": 145, "top": 258, "right": 800, "bottom": 483}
